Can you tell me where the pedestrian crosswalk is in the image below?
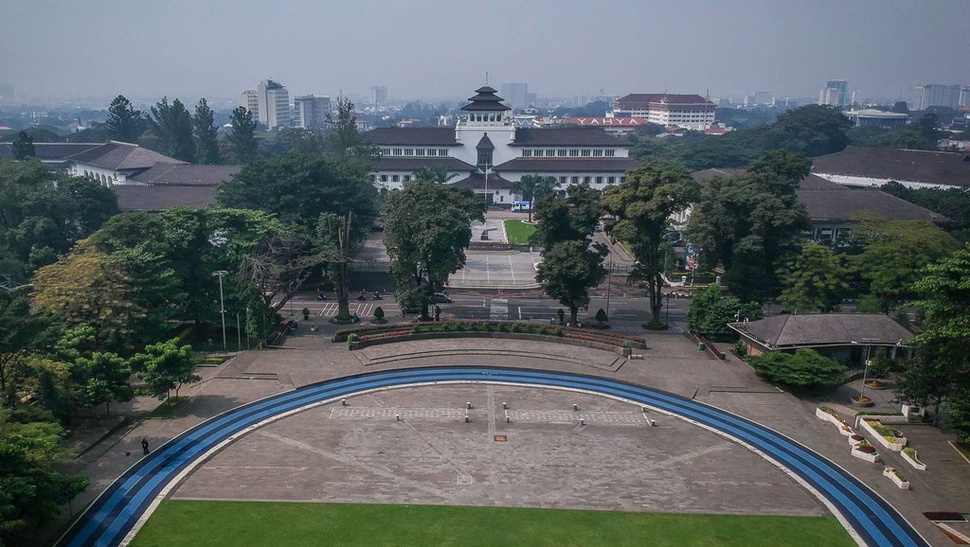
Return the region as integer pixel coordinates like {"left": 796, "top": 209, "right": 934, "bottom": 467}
{"left": 303, "top": 302, "right": 381, "bottom": 318}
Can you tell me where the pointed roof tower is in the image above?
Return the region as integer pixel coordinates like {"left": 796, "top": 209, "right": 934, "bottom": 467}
{"left": 461, "top": 86, "right": 511, "bottom": 112}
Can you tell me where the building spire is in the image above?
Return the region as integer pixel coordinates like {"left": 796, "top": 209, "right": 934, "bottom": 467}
{"left": 485, "top": 71, "right": 489, "bottom": 85}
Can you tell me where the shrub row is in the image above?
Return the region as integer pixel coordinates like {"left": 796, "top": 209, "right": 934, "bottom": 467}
{"left": 335, "top": 320, "right": 645, "bottom": 347}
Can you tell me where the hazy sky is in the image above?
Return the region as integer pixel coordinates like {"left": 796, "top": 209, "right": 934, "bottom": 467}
{"left": 3, "top": 0, "right": 968, "bottom": 103}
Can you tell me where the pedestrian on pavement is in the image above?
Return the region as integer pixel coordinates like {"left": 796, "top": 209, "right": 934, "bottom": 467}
{"left": 141, "top": 438, "right": 150, "bottom": 455}
{"left": 434, "top": 305, "right": 441, "bottom": 322}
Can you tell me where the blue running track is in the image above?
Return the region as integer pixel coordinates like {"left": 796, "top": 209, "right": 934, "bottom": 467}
{"left": 57, "top": 366, "right": 928, "bottom": 547}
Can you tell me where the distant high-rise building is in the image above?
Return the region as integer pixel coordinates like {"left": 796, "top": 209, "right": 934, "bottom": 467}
{"left": 913, "top": 84, "right": 962, "bottom": 110}
{"left": 819, "top": 80, "right": 848, "bottom": 107}
{"left": 960, "top": 86, "right": 970, "bottom": 108}
{"left": 239, "top": 90, "right": 259, "bottom": 120}
{"left": 370, "top": 85, "right": 387, "bottom": 106}
{"left": 745, "top": 91, "right": 774, "bottom": 107}
{"left": 255, "top": 79, "right": 290, "bottom": 128}
{"left": 500, "top": 83, "right": 530, "bottom": 110}
{"left": 292, "top": 95, "right": 331, "bottom": 130}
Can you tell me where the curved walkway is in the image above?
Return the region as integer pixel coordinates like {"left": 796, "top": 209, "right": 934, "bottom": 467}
{"left": 57, "top": 367, "right": 928, "bottom": 547}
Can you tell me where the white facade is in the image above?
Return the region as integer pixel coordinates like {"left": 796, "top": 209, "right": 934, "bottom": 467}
{"left": 913, "top": 84, "right": 962, "bottom": 110}
{"left": 239, "top": 90, "right": 259, "bottom": 120}
{"left": 255, "top": 79, "right": 290, "bottom": 128}
{"left": 609, "top": 93, "right": 716, "bottom": 131}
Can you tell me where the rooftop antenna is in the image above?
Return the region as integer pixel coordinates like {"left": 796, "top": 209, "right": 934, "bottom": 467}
{"left": 485, "top": 71, "right": 489, "bottom": 85}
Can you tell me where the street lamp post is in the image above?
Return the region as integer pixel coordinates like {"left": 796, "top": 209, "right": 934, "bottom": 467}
{"left": 212, "top": 271, "right": 228, "bottom": 356}
{"left": 665, "top": 292, "right": 671, "bottom": 328}
{"left": 605, "top": 251, "right": 613, "bottom": 320}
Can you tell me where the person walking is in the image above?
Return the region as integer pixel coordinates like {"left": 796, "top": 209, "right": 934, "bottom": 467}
{"left": 141, "top": 438, "right": 150, "bottom": 455}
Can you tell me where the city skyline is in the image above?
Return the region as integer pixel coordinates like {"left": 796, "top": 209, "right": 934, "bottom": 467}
{"left": 2, "top": 0, "right": 968, "bottom": 103}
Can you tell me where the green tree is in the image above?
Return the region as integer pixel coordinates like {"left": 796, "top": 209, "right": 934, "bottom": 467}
{"left": 384, "top": 181, "right": 485, "bottom": 320}
{"left": 0, "top": 295, "right": 48, "bottom": 406}
{"left": 217, "top": 152, "right": 379, "bottom": 231}
{"left": 149, "top": 97, "right": 195, "bottom": 162}
{"left": 849, "top": 214, "right": 958, "bottom": 313}
{"left": 535, "top": 239, "right": 608, "bottom": 326}
{"left": 770, "top": 104, "right": 851, "bottom": 157}
{"left": 326, "top": 97, "right": 376, "bottom": 161}
{"left": 412, "top": 165, "right": 457, "bottom": 184}
{"left": 132, "top": 339, "right": 199, "bottom": 399}
{"left": 533, "top": 183, "right": 601, "bottom": 248}
{"left": 104, "top": 95, "right": 147, "bottom": 143}
{"left": 777, "top": 242, "right": 851, "bottom": 313}
{"left": 602, "top": 161, "right": 699, "bottom": 327}
{"left": 749, "top": 349, "right": 848, "bottom": 390}
{"left": 0, "top": 410, "right": 89, "bottom": 545}
{"left": 688, "top": 151, "right": 810, "bottom": 301}
{"left": 31, "top": 241, "right": 146, "bottom": 352}
{"left": 10, "top": 131, "right": 34, "bottom": 160}
{"left": 73, "top": 350, "right": 132, "bottom": 416}
{"left": 511, "top": 174, "right": 558, "bottom": 222}
{"left": 687, "top": 284, "right": 763, "bottom": 339}
{"left": 192, "top": 98, "right": 220, "bottom": 164}
{"left": 897, "top": 243, "right": 970, "bottom": 424}
{"left": 227, "top": 106, "right": 258, "bottom": 163}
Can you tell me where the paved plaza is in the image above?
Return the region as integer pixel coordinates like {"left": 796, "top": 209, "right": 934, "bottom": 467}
{"left": 54, "top": 333, "right": 969, "bottom": 546}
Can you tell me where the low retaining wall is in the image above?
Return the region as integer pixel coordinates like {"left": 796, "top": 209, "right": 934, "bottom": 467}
{"left": 355, "top": 331, "right": 631, "bottom": 356}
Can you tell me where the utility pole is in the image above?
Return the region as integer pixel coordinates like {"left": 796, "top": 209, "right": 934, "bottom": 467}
{"left": 212, "top": 270, "right": 228, "bottom": 356}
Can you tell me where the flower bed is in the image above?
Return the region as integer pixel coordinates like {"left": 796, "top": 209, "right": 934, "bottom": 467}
{"left": 860, "top": 418, "right": 907, "bottom": 451}
{"left": 335, "top": 320, "right": 647, "bottom": 349}
{"left": 816, "top": 406, "right": 854, "bottom": 437}
{"left": 849, "top": 434, "right": 865, "bottom": 446}
{"left": 851, "top": 440, "right": 880, "bottom": 463}
{"left": 882, "top": 466, "right": 910, "bottom": 490}
{"left": 901, "top": 447, "right": 927, "bottom": 471}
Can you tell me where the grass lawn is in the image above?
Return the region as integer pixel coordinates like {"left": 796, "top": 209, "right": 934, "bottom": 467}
{"left": 130, "top": 501, "right": 854, "bottom": 547}
{"left": 504, "top": 219, "right": 537, "bottom": 245}
{"left": 147, "top": 396, "right": 189, "bottom": 419}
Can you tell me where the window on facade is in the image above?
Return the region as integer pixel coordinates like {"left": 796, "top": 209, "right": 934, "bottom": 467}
{"left": 581, "top": 149, "right": 592, "bottom": 157}
{"left": 607, "top": 176, "right": 615, "bottom": 184}
{"left": 592, "top": 149, "right": 603, "bottom": 157}
{"left": 392, "top": 175, "right": 400, "bottom": 182}
{"left": 583, "top": 176, "right": 591, "bottom": 184}
{"left": 559, "top": 176, "right": 567, "bottom": 184}
{"left": 604, "top": 149, "right": 615, "bottom": 157}
{"left": 427, "top": 149, "right": 437, "bottom": 157}
{"left": 381, "top": 148, "right": 391, "bottom": 156}
{"left": 557, "top": 149, "right": 567, "bottom": 157}
{"left": 404, "top": 175, "right": 411, "bottom": 182}
{"left": 392, "top": 148, "right": 402, "bottom": 156}
{"left": 415, "top": 148, "right": 425, "bottom": 156}
{"left": 403, "top": 148, "right": 414, "bottom": 156}
{"left": 619, "top": 176, "right": 626, "bottom": 183}
{"left": 523, "top": 149, "right": 533, "bottom": 157}
{"left": 545, "top": 149, "right": 555, "bottom": 157}
{"left": 380, "top": 175, "right": 388, "bottom": 182}
{"left": 439, "top": 149, "right": 448, "bottom": 156}
{"left": 595, "top": 176, "right": 603, "bottom": 184}
{"left": 477, "top": 149, "right": 493, "bottom": 167}
{"left": 571, "top": 176, "right": 579, "bottom": 183}
{"left": 569, "top": 149, "right": 579, "bottom": 157}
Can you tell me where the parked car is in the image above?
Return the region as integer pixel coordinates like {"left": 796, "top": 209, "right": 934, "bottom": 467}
{"left": 431, "top": 292, "right": 452, "bottom": 303}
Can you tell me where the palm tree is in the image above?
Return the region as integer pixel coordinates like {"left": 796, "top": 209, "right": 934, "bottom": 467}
{"left": 511, "top": 174, "right": 558, "bottom": 222}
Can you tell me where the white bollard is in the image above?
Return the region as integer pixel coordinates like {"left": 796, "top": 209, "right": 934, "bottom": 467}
{"left": 580, "top": 419, "right": 585, "bottom": 426}
{"left": 503, "top": 402, "right": 508, "bottom": 409}
{"left": 396, "top": 414, "right": 401, "bottom": 422}
{"left": 341, "top": 399, "right": 347, "bottom": 406}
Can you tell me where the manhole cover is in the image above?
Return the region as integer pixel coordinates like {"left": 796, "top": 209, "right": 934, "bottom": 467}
{"left": 494, "top": 435, "right": 507, "bottom": 442}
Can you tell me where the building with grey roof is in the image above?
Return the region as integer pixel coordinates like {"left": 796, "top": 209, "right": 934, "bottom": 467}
{"left": 729, "top": 313, "right": 913, "bottom": 365}
{"left": 811, "top": 146, "right": 970, "bottom": 190}
{"left": 363, "top": 85, "right": 639, "bottom": 205}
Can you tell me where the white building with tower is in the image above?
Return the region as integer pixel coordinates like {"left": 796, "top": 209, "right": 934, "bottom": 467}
{"left": 240, "top": 79, "right": 291, "bottom": 128}
{"left": 363, "top": 85, "right": 639, "bottom": 204}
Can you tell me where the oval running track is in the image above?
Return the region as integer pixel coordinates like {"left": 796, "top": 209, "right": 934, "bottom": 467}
{"left": 57, "top": 366, "right": 928, "bottom": 547}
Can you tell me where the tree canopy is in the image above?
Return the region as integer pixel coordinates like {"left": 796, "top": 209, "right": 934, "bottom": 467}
{"left": 535, "top": 239, "right": 607, "bottom": 325}
{"left": 104, "top": 95, "right": 147, "bottom": 143}
{"left": 227, "top": 106, "right": 258, "bottom": 163}
{"left": 192, "top": 98, "right": 220, "bottom": 165}
{"left": 602, "top": 161, "right": 699, "bottom": 327}
{"left": 777, "top": 242, "right": 851, "bottom": 313}
{"left": 749, "top": 349, "right": 847, "bottom": 390}
{"left": 687, "top": 284, "right": 763, "bottom": 339}
{"left": 687, "top": 151, "right": 810, "bottom": 301}
{"left": 383, "top": 181, "right": 485, "bottom": 319}
{"left": 149, "top": 97, "right": 195, "bottom": 163}
{"left": 511, "top": 174, "right": 558, "bottom": 222}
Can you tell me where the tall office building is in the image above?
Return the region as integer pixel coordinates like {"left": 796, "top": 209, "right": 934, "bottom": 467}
{"left": 292, "top": 95, "right": 331, "bottom": 130}
{"left": 819, "top": 80, "right": 848, "bottom": 107}
{"left": 961, "top": 86, "right": 970, "bottom": 108}
{"left": 500, "top": 83, "right": 532, "bottom": 110}
{"left": 913, "top": 84, "right": 962, "bottom": 110}
{"left": 370, "top": 85, "right": 387, "bottom": 106}
{"left": 239, "top": 90, "right": 259, "bottom": 120}
{"left": 255, "top": 79, "right": 290, "bottom": 128}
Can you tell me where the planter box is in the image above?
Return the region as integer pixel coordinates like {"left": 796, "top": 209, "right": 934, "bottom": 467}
{"left": 901, "top": 449, "right": 927, "bottom": 471}
{"left": 816, "top": 407, "right": 853, "bottom": 436}
{"left": 356, "top": 330, "right": 629, "bottom": 356}
{"left": 855, "top": 413, "right": 910, "bottom": 425}
{"left": 860, "top": 419, "right": 907, "bottom": 452}
{"left": 851, "top": 447, "right": 880, "bottom": 463}
{"left": 882, "top": 467, "right": 911, "bottom": 490}
{"left": 848, "top": 434, "right": 866, "bottom": 446}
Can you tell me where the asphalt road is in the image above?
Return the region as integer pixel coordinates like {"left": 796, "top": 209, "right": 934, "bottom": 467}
{"left": 286, "top": 292, "right": 689, "bottom": 332}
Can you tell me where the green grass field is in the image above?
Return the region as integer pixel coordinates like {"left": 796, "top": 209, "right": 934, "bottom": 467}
{"left": 504, "top": 219, "right": 537, "bottom": 245}
{"left": 130, "top": 501, "right": 854, "bottom": 547}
